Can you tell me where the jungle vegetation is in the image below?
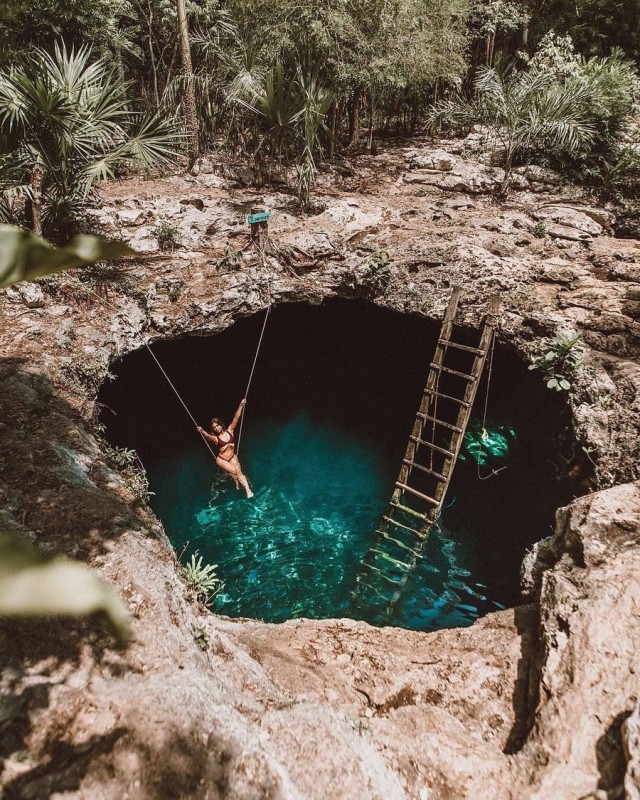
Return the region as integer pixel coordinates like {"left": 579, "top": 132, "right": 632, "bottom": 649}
{"left": 0, "top": 0, "right": 639, "bottom": 226}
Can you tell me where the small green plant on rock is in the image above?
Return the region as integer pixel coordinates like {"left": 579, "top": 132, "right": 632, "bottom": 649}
{"left": 107, "top": 446, "right": 137, "bottom": 469}
{"left": 344, "top": 250, "right": 393, "bottom": 297}
{"left": 214, "top": 244, "right": 243, "bottom": 271}
{"left": 180, "top": 552, "right": 224, "bottom": 604}
{"left": 192, "top": 626, "right": 209, "bottom": 651}
{"left": 105, "top": 445, "right": 154, "bottom": 506}
{"left": 365, "top": 250, "right": 393, "bottom": 292}
{"left": 152, "top": 216, "right": 180, "bottom": 251}
{"left": 529, "top": 332, "right": 583, "bottom": 391}
{"left": 532, "top": 220, "right": 547, "bottom": 238}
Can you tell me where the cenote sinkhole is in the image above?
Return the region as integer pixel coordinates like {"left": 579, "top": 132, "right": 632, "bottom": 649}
{"left": 99, "top": 299, "right": 577, "bottom": 632}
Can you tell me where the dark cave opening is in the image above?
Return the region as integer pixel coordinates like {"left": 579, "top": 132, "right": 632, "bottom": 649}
{"left": 98, "top": 298, "right": 578, "bottom": 631}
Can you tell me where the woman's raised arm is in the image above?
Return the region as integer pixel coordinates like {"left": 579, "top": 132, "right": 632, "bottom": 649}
{"left": 228, "top": 398, "right": 247, "bottom": 432}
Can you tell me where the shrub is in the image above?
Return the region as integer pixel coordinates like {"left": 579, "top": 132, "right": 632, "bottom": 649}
{"left": 180, "top": 552, "right": 224, "bottom": 604}
{"left": 529, "top": 332, "right": 583, "bottom": 391}
{"left": 0, "top": 44, "right": 178, "bottom": 240}
{"left": 152, "top": 216, "right": 180, "bottom": 251}
{"left": 344, "top": 250, "right": 393, "bottom": 297}
{"left": 105, "top": 445, "right": 154, "bottom": 506}
{"left": 427, "top": 36, "right": 639, "bottom": 194}
{"left": 532, "top": 221, "right": 547, "bottom": 238}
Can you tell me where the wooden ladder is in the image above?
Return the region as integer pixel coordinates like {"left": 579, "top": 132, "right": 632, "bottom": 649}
{"left": 352, "top": 288, "right": 501, "bottom": 620}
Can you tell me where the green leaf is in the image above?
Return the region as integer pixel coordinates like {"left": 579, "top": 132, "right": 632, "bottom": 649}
{"left": 0, "top": 225, "right": 136, "bottom": 288}
{"left": 547, "top": 378, "right": 559, "bottom": 388}
{"left": 559, "top": 379, "right": 571, "bottom": 390}
{"left": 0, "top": 533, "right": 130, "bottom": 642}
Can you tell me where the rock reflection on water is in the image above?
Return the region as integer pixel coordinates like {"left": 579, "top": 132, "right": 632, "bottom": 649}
{"left": 149, "top": 412, "right": 507, "bottom": 631}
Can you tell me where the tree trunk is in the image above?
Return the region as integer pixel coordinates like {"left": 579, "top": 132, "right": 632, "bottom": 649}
{"left": 366, "top": 92, "right": 374, "bottom": 152}
{"left": 485, "top": 29, "right": 496, "bottom": 66}
{"left": 522, "top": 14, "right": 529, "bottom": 50}
{"left": 31, "top": 164, "right": 44, "bottom": 237}
{"left": 328, "top": 101, "right": 337, "bottom": 158}
{"left": 347, "top": 86, "right": 363, "bottom": 149}
{"left": 147, "top": 0, "right": 160, "bottom": 109}
{"left": 176, "top": 0, "right": 199, "bottom": 168}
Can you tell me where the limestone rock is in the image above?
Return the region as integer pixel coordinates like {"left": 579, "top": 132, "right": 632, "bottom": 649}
{"left": 546, "top": 223, "right": 593, "bottom": 242}
{"left": 408, "top": 149, "right": 457, "bottom": 171}
{"left": 404, "top": 163, "right": 507, "bottom": 194}
{"left": 180, "top": 197, "right": 205, "bottom": 211}
{"left": 16, "top": 283, "right": 45, "bottom": 308}
{"left": 622, "top": 703, "right": 640, "bottom": 800}
{"left": 116, "top": 208, "right": 146, "bottom": 226}
{"left": 533, "top": 206, "right": 604, "bottom": 237}
{"left": 518, "top": 483, "right": 640, "bottom": 800}
{"left": 518, "top": 165, "right": 564, "bottom": 186}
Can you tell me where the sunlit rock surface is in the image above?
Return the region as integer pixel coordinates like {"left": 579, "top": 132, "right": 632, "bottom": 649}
{"left": 0, "top": 139, "right": 639, "bottom": 798}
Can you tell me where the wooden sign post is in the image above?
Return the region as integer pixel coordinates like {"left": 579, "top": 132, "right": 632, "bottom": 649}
{"left": 248, "top": 206, "right": 271, "bottom": 248}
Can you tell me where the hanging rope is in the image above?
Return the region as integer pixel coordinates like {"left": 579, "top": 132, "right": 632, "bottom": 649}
{"left": 476, "top": 331, "right": 507, "bottom": 480}
{"left": 236, "top": 301, "right": 271, "bottom": 455}
{"left": 428, "top": 353, "right": 442, "bottom": 472}
{"left": 65, "top": 273, "right": 269, "bottom": 462}
{"left": 142, "top": 342, "right": 217, "bottom": 460}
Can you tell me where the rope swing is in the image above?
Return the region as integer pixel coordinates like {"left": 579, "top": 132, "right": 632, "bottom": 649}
{"left": 475, "top": 331, "right": 508, "bottom": 480}
{"left": 67, "top": 273, "right": 272, "bottom": 461}
{"left": 236, "top": 302, "right": 271, "bottom": 455}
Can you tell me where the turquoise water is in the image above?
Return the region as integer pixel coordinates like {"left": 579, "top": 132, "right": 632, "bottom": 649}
{"left": 149, "top": 411, "right": 507, "bottom": 631}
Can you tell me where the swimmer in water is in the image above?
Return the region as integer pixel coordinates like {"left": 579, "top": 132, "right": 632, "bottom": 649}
{"left": 197, "top": 399, "right": 254, "bottom": 498}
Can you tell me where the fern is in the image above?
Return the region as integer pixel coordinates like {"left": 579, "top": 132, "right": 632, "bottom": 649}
{"left": 180, "top": 552, "right": 224, "bottom": 604}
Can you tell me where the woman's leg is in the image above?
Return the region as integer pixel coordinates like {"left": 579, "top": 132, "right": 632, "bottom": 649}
{"left": 216, "top": 455, "right": 240, "bottom": 488}
{"left": 216, "top": 455, "right": 253, "bottom": 498}
{"left": 231, "top": 456, "right": 253, "bottom": 498}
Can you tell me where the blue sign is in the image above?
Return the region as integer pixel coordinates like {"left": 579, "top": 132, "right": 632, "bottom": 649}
{"left": 247, "top": 211, "right": 271, "bottom": 224}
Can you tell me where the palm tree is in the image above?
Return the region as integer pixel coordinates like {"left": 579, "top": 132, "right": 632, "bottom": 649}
{"left": 427, "top": 61, "right": 599, "bottom": 193}
{"left": 176, "top": 0, "right": 199, "bottom": 168}
{"left": 0, "top": 43, "right": 178, "bottom": 239}
{"left": 231, "top": 60, "right": 333, "bottom": 205}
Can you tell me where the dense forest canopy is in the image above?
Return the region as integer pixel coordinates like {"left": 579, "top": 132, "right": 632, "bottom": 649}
{"left": 0, "top": 0, "right": 638, "bottom": 232}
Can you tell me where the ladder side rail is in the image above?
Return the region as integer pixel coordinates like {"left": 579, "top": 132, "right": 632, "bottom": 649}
{"left": 421, "top": 297, "right": 501, "bottom": 532}
{"left": 395, "top": 288, "right": 462, "bottom": 495}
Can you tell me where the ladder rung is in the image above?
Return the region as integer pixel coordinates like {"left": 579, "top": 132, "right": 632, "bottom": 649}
{"left": 429, "top": 363, "right": 477, "bottom": 381}
{"left": 438, "top": 339, "right": 484, "bottom": 355}
{"left": 395, "top": 482, "right": 439, "bottom": 506}
{"left": 402, "top": 459, "right": 447, "bottom": 482}
{"left": 382, "top": 514, "right": 423, "bottom": 537}
{"left": 376, "top": 528, "right": 421, "bottom": 555}
{"left": 416, "top": 413, "right": 463, "bottom": 433}
{"left": 425, "top": 390, "right": 471, "bottom": 407}
{"left": 370, "top": 549, "right": 411, "bottom": 569}
{"left": 362, "top": 564, "right": 405, "bottom": 586}
{"left": 409, "top": 436, "right": 456, "bottom": 458}
{"left": 389, "top": 501, "right": 427, "bottom": 521}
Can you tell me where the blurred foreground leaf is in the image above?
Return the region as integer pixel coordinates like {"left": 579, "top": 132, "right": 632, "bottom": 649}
{"left": 0, "top": 534, "right": 131, "bottom": 642}
{"left": 0, "top": 225, "right": 136, "bottom": 288}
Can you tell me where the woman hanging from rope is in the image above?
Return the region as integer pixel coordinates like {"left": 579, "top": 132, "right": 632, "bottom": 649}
{"left": 197, "top": 399, "right": 254, "bottom": 498}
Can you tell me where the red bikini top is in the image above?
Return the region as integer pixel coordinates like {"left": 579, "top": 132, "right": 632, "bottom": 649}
{"left": 216, "top": 430, "right": 235, "bottom": 449}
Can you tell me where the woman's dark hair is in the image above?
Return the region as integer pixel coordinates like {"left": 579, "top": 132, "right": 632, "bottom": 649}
{"left": 210, "top": 417, "right": 225, "bottom": 430}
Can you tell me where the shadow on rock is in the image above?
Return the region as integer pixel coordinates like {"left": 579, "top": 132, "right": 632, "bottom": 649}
{"left": 0, "top": 357, "right": 161, "bottom": 562}
{"left": 504, "top": 603, "right": 540, "bottom": 754}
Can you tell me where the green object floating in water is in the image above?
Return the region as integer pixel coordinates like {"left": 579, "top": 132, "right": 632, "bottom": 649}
{"left": 461, "top": 419, "right": 516, "bottom": 466}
